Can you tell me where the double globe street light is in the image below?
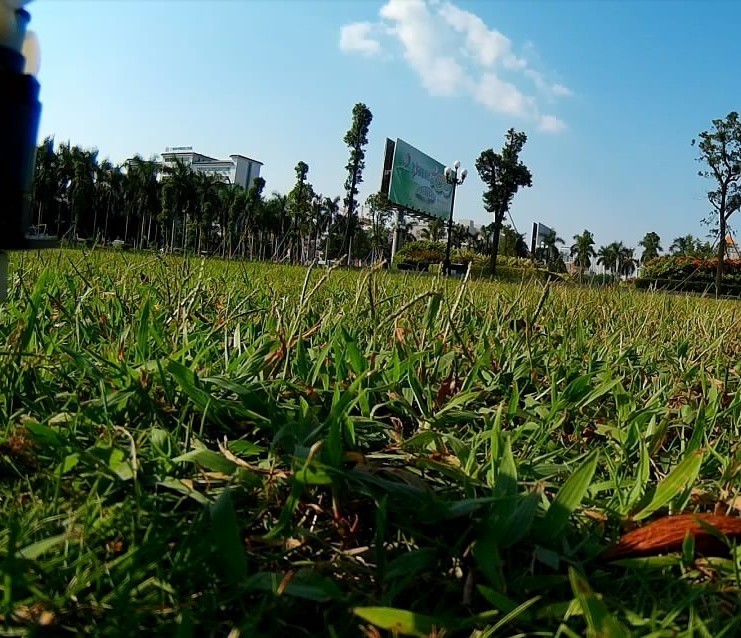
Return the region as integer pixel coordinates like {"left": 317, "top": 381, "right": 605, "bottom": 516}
{"left": 442, "top": 161, "right": 467, "bottom": 276}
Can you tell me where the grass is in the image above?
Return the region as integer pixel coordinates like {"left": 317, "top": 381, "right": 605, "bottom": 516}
{"left": 2, "top": 249, "right": 741, "bottom": 636}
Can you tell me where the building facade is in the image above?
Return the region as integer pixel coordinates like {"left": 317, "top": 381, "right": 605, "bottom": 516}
{"left": 159, "top": 146, "right": 263, "bottom": 189}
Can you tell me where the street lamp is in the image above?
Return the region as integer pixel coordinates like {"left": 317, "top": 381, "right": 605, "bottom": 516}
{"left": 442, "top": 160, "right": 467, "bottom": 276}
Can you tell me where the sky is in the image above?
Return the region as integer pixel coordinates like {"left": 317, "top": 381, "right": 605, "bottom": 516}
{"left": 27, "top": 0, "right": 741, "bottom": 250}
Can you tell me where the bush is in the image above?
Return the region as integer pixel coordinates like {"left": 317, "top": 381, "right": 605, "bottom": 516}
{"left": 395, "top": 244, "right": 547, "bottom": 281}
{"left": 637, "top": 255, "right": 741, "bottom": 293}
{"left": 451, "top": 248, "right": 487, "bottom": 266}
{"left": 393, "top": 241, "right": 446, "bottom": 267}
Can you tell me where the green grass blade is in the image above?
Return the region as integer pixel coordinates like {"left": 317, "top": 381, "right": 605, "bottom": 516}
{"left": 634, "top": 448, "right": 704, "bottom": 521}
{"left": 540, "top": 450, "right": 599, "bottom": 540}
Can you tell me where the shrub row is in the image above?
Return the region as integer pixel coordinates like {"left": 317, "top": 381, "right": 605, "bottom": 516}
{"left": 637, "top": 255, "right": 741, "bottom": 294}
{"left": 640, "top": 255, "right": 741, "bottom": 281}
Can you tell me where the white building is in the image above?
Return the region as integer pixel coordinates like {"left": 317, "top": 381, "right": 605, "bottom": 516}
{"left": 159, "top": 146, "right": 262, "bottom": 189}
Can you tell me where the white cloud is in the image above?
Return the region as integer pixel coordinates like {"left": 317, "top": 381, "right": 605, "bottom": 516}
{"left": 339, "top": 22, "right": 382, "bottom": 57}
{"left": 380, "top": 0, "right": 465, "bottom": 96}
{"left": 474, "top": 73, "right": 535, "bottom": 118}
{"left": 525, "top": 69, "right": 573, "bottom": 99}
{"left": 340, "top": 0, "right": 570, "bottom": 132}
{"left": 538, "top": 115, "right": 567, "bottom": 133}
{"left": 437, "top": 2, "right": 524, "bottom": 70}
{"left": 551, "top": 83, "right": 573, "bottom": 97}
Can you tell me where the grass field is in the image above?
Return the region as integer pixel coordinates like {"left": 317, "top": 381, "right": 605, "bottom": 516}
{"left": 3, "top": 249, "right": 741, "bottom": 637}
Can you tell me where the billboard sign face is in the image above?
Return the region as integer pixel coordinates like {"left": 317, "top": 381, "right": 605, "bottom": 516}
{"left": 387, "top": 138, "right": 453, "bottom": 220}
{"left": 535, "top": 222, "right": 553, "bottom": 244}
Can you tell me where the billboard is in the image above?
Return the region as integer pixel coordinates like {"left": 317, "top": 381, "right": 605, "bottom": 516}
{"left": 530, "top": 222, "right": 554, "bottom": 255}
{"left": 387, "top": 138, "right": 453, "bottom": 220}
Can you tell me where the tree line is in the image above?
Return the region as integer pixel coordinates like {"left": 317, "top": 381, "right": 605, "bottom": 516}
{"left": 534, "top": 228, "right": 717, "bottom": 279}
{"left": 30, "top": 103, "right": 379, "bottom": 263}
{"left": 29, "top": 104, "right": 739, "bottom": 281}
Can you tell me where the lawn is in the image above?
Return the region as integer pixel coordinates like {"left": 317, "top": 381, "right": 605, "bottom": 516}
{"left": 2, "top": 249, "right": 741, "bottom": 637}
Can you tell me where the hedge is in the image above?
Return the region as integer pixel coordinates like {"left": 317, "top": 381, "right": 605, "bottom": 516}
{"left": 637, "top": 255, "right": 741, "bottom": 294}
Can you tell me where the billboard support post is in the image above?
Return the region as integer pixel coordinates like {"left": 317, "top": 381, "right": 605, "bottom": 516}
{"left": 442, "top": 162, "right": 467, "bottom": 276}
{"left": 390, "top": 208, "right": 402, "bottom": 264}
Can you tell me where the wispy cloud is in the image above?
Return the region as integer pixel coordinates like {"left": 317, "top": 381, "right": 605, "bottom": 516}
{"left": 339, "top": 0, "right": 571, "bottom": 133}
{"left": 339, "top": 22, "right": 383, "bottom": 57}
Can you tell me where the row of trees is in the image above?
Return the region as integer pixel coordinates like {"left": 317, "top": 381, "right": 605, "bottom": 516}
{"left": 534, "top": 228, "right": 718, "bottom": 279}
{"left": 30, "top": 106, "right": 736, "bottom": 281}
{"left": 30, "top": 103, "right": 380, "bottom": 263}
{"left": 26, "top": 108, "right": 539, "bottom": 273}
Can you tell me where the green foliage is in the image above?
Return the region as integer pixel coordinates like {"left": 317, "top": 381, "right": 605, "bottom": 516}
{"left": 692, "top": 112, "right": 741, "bottom": 290}
{"left": 639, "top": 231, "right": 662, "bottom": 263}
{"left": 420, "top": 218, "right": 446, "bottom": 243}
{"left": 637, "top": 254, "right": 741, "bottom": 293}
{"left": 570, "top": 229, "right": 597, "bottom": 272}
{"left": 476, "top": 129, "right": 533, "bottom": 272}
{"left": 669, "top": 234, "right": 714, "bottom": 257}
{"left": 3, "top": 248, "right": 741, "bottom": 635}
{"left": 393, "top": 240, "right": 446, "bottom": 267}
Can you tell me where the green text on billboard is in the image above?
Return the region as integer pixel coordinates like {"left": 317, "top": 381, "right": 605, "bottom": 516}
{"left": 388, "top": 138, "right": 453, "bottom": 220}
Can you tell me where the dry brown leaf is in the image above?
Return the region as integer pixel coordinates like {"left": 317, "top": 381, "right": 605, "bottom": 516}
{"left": 604, "top": 513, "right": 741, "bottom": 560}
{"left": 435, "top": 375, "right": 458, "bottom": 409}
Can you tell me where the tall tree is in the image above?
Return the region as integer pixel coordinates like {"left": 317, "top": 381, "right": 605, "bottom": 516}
{"left": 32, "top": 137, "right": 59, "bottom": 232}
{"left": 692, "top": 112, "right": 741, "bottom": 293}
{"left": 570, "top": 230, "right": 596, "bottom": 279}
{"left": 287, "top": 162, "right": 313, "bottom": 262}
{"left": 342, "top": 103, "right": 373, "bottom": 265}
{"left": 321, "top": 195, "right": 341, "bottom": 263}
{"left": 618, "top": 246, "right": 637, "bottom": 278}
{"left": 475, "top": 129, "right": 533, "bottom": 275}
{"left": 597, "top": 242, "right": 620, "bottom": 275}
{"left": 638, "top": 231, "right": 662, "bottom": 263}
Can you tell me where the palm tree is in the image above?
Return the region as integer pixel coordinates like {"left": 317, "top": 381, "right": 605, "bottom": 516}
{"left": 450, "top": 223, "right": 469, "bottom": 249}
{"left": 499, "top": 224, "right": 529, "bottom": 258}
{"left": 618, "top": 246, "right": 638, "bottom": 278}
{"left": 538, "top": 230, "right": 564, "bottom": 268}
{"left": 597, "top": 242, "right": 620, "bottom": 275}
{"left": 570, "top": 230, "right": 596, "bottom": 278}
{"left": 160, "top": 158, "right": 197, "bottom": 251}
{"left": 670, "top": 234, "right": 699, "bottom": 256}
{"left": 420, "top": 218, "right": 445, "bottom": 242}
{"left": 32, "top": 136, "right": 60, "bottom": 233}
{"left": 638, "top": 232, "right": 662, "bottom": 263}
{"left": 319, "top": 195, "right": 340, "bottom": 262}
{"left": 264, "top": 192, "right": 290, "bottom": 260}
{"left": 94, "top": 160, "right": 126, "bottom": 243}
{"left": 125, "top": 155, "right": 161, "bottom": 248}
{"left": 476, "top": 222, "right": 495, "bottom": 253}
{"left": 66, "top": 145, "right": 99, "bottom": 239}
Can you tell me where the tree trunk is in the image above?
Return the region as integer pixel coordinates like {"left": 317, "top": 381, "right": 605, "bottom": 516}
{"left": 716, "top": 214, "right": 726, "bottom": 296}
{"left": 489, "top": 213, "right": 503, "bottom": 276}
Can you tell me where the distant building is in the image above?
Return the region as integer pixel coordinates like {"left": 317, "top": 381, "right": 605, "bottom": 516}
{"left": 159, "top": 146, "right": 263, "bottom": 189}
{"left": 726, "top": 233, "right": 741, "bottom": 259}
{"left": 455, "top": 218, "right": 478, "bottom": 235}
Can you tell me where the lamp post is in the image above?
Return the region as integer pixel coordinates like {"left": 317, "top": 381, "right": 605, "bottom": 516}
{"left": 442, "top": 160, "right": 467, "bottom": 276}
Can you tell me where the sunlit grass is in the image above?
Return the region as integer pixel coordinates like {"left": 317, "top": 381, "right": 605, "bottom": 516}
{"left": 2, "top": 248, "right": 741, "bottom": 636}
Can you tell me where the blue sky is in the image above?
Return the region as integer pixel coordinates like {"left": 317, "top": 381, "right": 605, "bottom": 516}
{"left": 28, "top": 0, "right": 741, "bottom": 250}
